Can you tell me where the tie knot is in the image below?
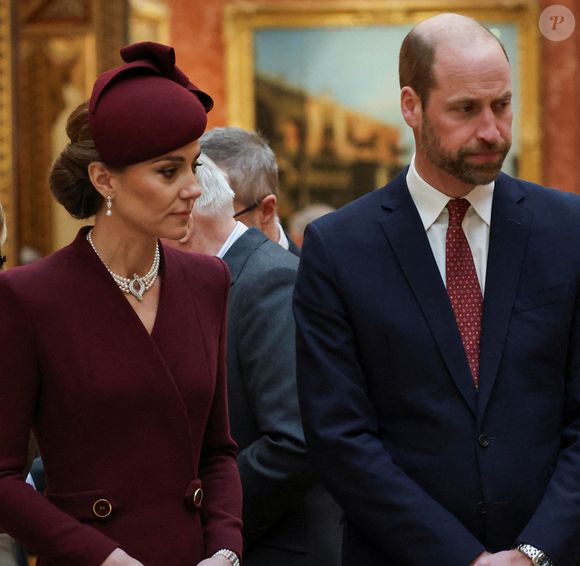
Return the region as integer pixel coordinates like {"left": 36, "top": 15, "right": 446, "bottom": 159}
{"left": 447, "top": 198, "right": 470, "bottom": 227}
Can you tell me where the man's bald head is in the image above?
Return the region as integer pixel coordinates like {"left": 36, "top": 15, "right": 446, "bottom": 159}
{"left": 399, "top": 13, "right": 508, "bottom": 107}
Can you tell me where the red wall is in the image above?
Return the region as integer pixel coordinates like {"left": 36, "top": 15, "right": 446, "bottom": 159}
{"left": 540, "top": 0, "right": 580, "bottom": 193}
{"left": 168, "top": 0, "right": 229, "bottom": 129}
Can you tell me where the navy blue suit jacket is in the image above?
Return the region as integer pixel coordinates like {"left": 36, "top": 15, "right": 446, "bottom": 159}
{"left": 294, "top": 170, "right": 580, "bottom": 566}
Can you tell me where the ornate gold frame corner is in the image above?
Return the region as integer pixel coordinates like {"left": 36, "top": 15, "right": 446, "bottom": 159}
{"left": 0, "top": 1, "right": 15, "bottom": 267}
{"left": 224, "top": 0, "right": 541, "bottom": 183}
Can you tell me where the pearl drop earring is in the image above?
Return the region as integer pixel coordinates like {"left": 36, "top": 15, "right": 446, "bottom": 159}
{"left": 105, "top": 195, "right": 113, "bottom": 217}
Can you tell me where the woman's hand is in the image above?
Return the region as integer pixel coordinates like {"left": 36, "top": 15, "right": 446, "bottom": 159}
{"left": 196, "top": 556, "right": 232, "bottom": 566}
{"left": 101, "top": 548, "right": 145, "bottom": 565}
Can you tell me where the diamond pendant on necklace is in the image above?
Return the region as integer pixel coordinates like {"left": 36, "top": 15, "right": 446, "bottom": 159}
{"left": 128, "top": 276, "right": 146, "bottom": 301}
{"left": 86, "top": 229, "right": 160, "bottom": 301}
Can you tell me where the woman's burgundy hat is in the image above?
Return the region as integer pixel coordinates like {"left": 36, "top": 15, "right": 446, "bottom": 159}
{"left": 89, "top": 42, "right": 213, "bottom": 167}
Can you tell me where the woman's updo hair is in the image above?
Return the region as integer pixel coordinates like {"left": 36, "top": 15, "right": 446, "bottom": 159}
{"left": 50, "top": 42, "right": 213, "bottom": 218}
{"left": 49, "top": 101, "right": 105, "bottom": 219}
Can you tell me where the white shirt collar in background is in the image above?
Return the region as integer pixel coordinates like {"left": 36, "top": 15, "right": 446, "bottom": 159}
{"left": 216, "top": 221, "right": 248, "bottom": 259}
{"left": 277, "top": 218, "right": 289, "bottom": 250}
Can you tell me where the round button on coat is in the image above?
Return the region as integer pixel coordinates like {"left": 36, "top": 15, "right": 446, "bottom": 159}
{"left": 478, "top": 434, "right": 490, "bottom": 447}
{"left": 192, "top": 488, "right": 204, "bottom": 508}
{"left": 92, "top": 498, "right": 113, "bottom": 518}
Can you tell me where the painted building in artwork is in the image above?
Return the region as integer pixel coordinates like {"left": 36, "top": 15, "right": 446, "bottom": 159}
{"left": 255, "top": 74, "right": 404, "bottom": 214}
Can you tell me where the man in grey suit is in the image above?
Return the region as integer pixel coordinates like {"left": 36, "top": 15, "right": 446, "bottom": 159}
{"left": 199, "top": 127, "right": 301, "bottom": 256}
{"left": 166, "top": 154, "right": 341, "bottom": 566}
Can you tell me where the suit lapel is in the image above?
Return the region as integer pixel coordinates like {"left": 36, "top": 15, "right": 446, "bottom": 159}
{"left": 378, "top": 174, "right": 477, "bottom": 415}
{"left": 222, "top": 228, "right": 268, "bottom": 284}
{"left": 477, "top": 174, "right": 531, "bottom": 417}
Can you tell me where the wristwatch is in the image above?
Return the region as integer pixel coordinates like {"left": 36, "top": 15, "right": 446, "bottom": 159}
{"left": 212, "top": 548, "right": 240, "bottom": 566}
{"left": 516, "top": 543, "right": 554, "bottom": 566}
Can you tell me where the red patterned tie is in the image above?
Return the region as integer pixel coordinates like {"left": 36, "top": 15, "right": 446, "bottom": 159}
{"left": 446, "top": 199, "right": 482, "bottom": 387}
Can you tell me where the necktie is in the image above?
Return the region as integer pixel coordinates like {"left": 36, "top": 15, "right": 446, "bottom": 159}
{"left": 446, "top": 199, "right": 482, "bottom": 386}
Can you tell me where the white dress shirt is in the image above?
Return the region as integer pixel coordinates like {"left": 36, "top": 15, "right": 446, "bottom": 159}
{"left": 405, "top": 155, "right": 494, "bottom": 294}
{"left": 216, "top": 221, "right": 248, "bottom": 259}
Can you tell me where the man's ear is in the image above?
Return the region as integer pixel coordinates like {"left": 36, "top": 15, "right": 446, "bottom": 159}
{"left": 256, "top": 194, "right": 278, "bottom": 228}
{"left": 88, "top": 161, "right": 116, "bottom": 199}
{"left": 401, "top": 86, "right": 422, "bottom": 129}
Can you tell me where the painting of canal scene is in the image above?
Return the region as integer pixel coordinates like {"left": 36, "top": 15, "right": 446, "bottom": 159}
{"left": 253, "top": 22, "right": 520, "bottom": 213}
{"left": 225, "top": 3, "right": 538, "bottom": 217}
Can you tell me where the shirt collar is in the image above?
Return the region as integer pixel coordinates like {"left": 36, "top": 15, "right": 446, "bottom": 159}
{"left": 406, "top": 154, "right": 494, "bottom": 229}
{"left": 277, "top": 218, "right": 290, "bottom": 250}
{"left": 216, "top": 221, "right": 248, "bottom": 259}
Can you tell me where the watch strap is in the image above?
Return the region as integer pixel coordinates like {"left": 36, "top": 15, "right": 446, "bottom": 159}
{"left": 212, "top": 548, "right": 241, "bottom": 566}
{"left": 516, "top": 543, "right": 554, "bottom": 566}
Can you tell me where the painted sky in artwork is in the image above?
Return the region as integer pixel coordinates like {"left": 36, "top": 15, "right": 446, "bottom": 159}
{"left": 255, "top": 24, "right": 520, "bottom": 172}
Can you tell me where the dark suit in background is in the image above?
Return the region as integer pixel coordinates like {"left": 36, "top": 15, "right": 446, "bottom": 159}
{"left": 223, "top": 227, "right": 342, "bottom": 566}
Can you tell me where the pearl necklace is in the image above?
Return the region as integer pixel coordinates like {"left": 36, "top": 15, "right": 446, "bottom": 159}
{"left": 86, "top": 229, "right": 160, "bottom": 301}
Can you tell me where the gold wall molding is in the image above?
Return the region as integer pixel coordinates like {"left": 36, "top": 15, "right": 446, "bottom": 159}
{"left": 20, "top": 0, "right": 92, "bottom": 26}
{"left": 95, "top": 0, "right": 127, "bottom": 72}
{"left": 15, "top": 0, "right": 127, "bottom": 260}
{"left": 129, "top": 0, "right": 170, "bottom": 44}
{"left": 0, "top": 0, "right": 15, "bottom": 267}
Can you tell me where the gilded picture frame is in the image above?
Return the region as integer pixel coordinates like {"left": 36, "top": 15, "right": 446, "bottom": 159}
{"left": 225, "top": 0, "right": 540, "bottom": 213}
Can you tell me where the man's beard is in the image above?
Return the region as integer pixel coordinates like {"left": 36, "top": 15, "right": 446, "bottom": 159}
{"left": 421, "top": 115, "right": 511, "bottom": 186}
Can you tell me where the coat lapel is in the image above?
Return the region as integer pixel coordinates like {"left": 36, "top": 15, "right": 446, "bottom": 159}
{"left": 378, "top": 174, "right": 477, "bottom": 415}
{"left": 74, "top": 231, "right": 198, "bottom": 467}
{"left": 150, "top": 245, "right": 219, "bottom": 457}
{"left": 222, "top": 228, "right": 268, "bottom": 285}
{"left": 477, "top": 174, "right": 531, "bottom": 417}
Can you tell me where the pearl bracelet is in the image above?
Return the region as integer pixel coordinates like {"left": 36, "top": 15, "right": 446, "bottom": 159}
{"left": 212, "top": 548, "right": 240, "bottom": 566}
